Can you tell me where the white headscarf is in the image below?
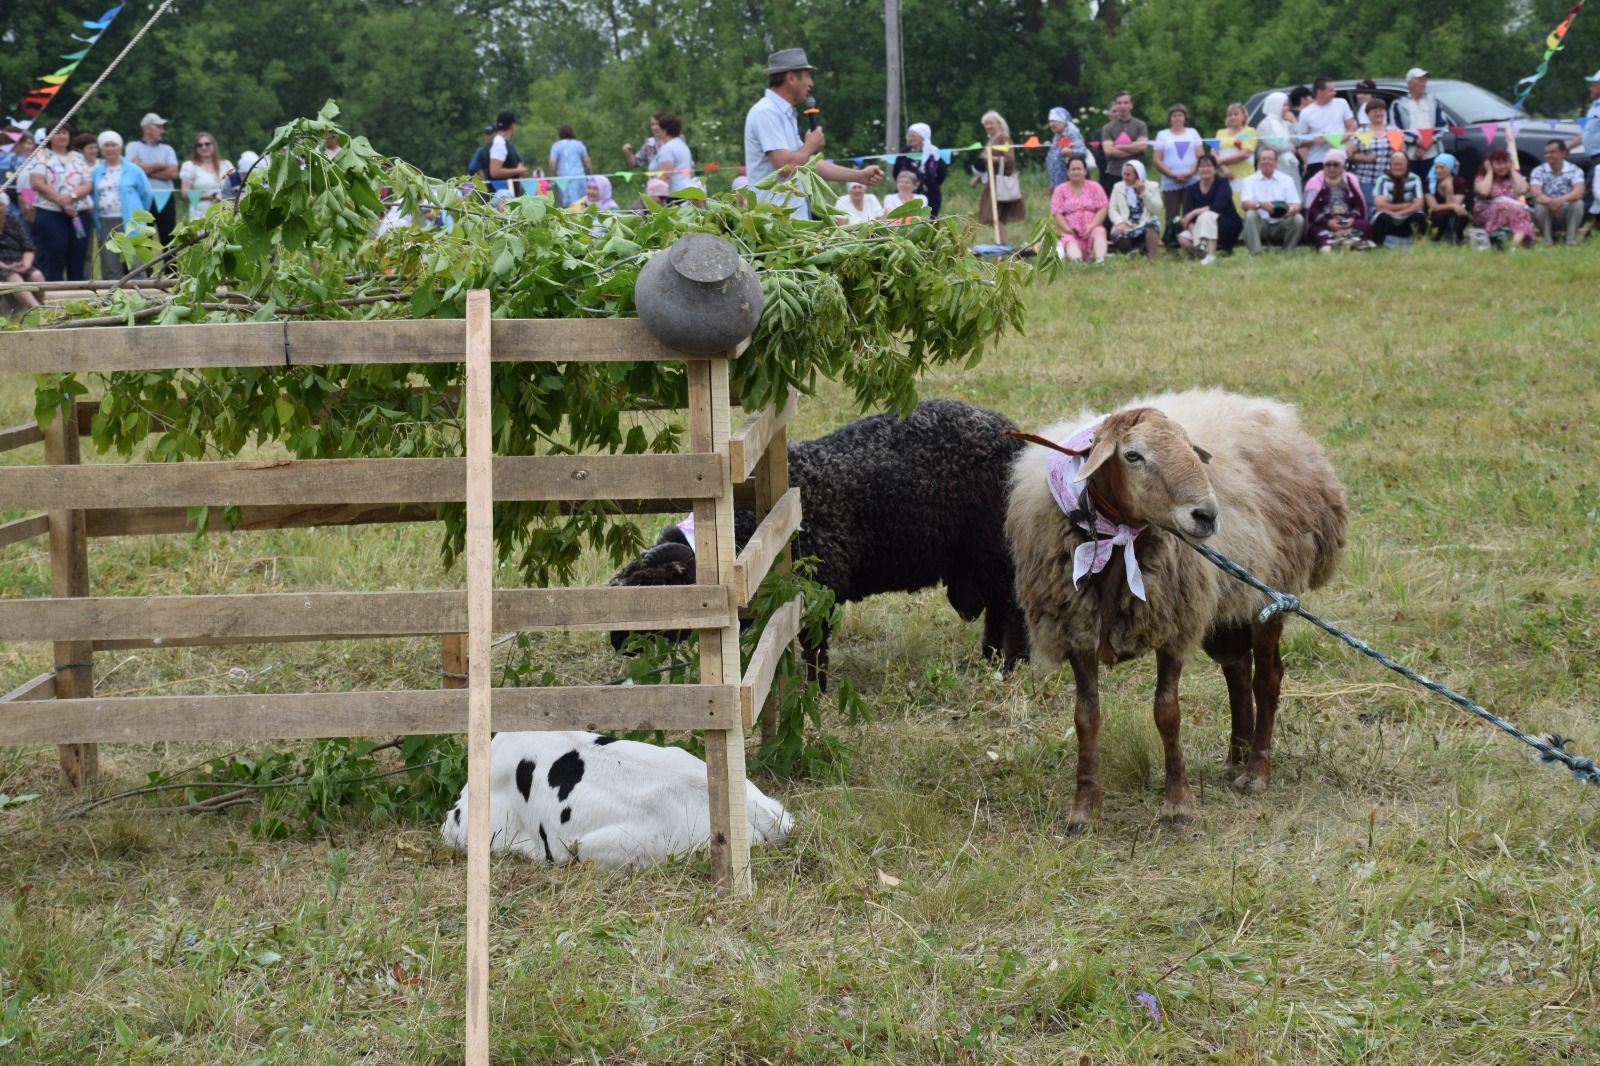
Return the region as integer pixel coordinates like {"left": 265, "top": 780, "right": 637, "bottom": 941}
{"left": 1257, "top": 92, "right": 1293, "bottom": 152}
{"left": 1121, "top": 159, "right": 1146, "bottom": 209}
{"left": 908, "top": 122, "right": 938, "bottom": 164}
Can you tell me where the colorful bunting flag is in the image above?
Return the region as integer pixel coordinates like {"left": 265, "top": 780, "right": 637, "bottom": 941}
{"left": 1115, "top": 131, "right": 1132, "bottom": 145}
{"left": 1386, "top": 129, "right": 1405, "bottom": 152}
{"left": 1355, "top": 131, "right": 1372, "bottom": 148}
{"left": 1020, "top": 135, "right": 1041, "bottom": 149}
{"left": 1418, "top": 128, "right": 1434, "bottom": 150}
{"left": 5, "top": 1, "right": 126, "bottom": 151}
{"left": 1513, "top": 2, "right": 1584, "bottom": 107}
{"left": 1322, "top": 132, "right": 1342, "bottom": 147}
{"left": 1480, "top": 123, "right": 1498, "bottom": 145}
{"left": 1173, "top": 141, "right": 1190, "bottom": 160}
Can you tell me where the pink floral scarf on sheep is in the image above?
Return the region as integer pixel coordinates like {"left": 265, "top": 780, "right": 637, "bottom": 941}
{"left": 1044, "top": 417, "right": 1147, "bottom": 602}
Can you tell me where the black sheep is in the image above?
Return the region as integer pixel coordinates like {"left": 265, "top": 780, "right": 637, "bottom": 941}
{"left": 609, "top": 399, "right": 1030, "bottom": 675}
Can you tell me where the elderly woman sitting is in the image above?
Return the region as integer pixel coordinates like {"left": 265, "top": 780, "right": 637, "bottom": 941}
{"left": 570, "top": 174, "right": 619, "bottom": 211}
{"left": 1304, "top": 149, "right": 1373, "bottom": 252}
{"left": 1108, "top": 160, "right": 1162, "bottom": 256}
{"left": 833, "top": 181, "right": 884, "bottom": 225}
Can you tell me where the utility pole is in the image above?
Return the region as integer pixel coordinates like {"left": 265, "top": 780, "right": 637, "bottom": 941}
{"left": 885, "top": 0, "right": 901, "bottom": 150}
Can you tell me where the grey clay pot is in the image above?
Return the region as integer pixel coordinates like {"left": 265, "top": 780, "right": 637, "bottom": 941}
{"left": 634, "top": 233, "right": 763, "bottom": 355}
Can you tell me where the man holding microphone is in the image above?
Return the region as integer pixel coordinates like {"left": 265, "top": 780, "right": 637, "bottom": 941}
{"left": 744, "top": 48, "right": 885, "bottom": 218}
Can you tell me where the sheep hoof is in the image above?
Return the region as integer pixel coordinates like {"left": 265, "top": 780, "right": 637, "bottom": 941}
{"left": 1232, "top": 772, "right": 1269, "bottom": 795}
{"left": 1061, "top": 815, "right": 1094, "bottom": 836}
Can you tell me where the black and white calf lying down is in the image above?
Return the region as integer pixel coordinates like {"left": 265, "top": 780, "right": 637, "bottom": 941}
{"left": 441, "top": 731, "right": 793, "bottom": 869}
{"left": 609, "top": 399, "right": 1031, "bottom": 672}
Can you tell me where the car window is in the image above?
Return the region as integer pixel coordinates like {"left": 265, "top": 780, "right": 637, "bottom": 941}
{"left": 1433, "top": 83, "right": 1528, "bottom": 123}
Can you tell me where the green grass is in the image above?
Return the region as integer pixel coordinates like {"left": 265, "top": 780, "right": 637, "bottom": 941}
{"left": 3, "top": 245, "right": 1600, "bottom": 1063}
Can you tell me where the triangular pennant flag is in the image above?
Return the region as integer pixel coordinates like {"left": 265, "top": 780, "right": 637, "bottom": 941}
{"left": 51, "top": 63, "right": 81, "bottom": 77}
{"left": 1020, "top": 135, "right": 1040, "bottom": 148}
{"left": 1418, "top": 127, "right": 1434, "bottom": 150}
{"left": 60, "top": 48, "right": 91, "bottom": 60}
{"left": 29, "top": 85, "right": 62, "bottom": 98}
{"left": 1548, "top": 118, "right": 1559, "bottom": 129}
{"left": 703, "top": 162, "right": 720, "bottom": 171}
{"left": 1323, "top": 132, "right": 1342, "bottom": 147}
{"left": 938, "top": 149, "right": 952, "bottom": 163}
{"left": 1386, "top": 129, "right": 1405, "bottom": 152}
{"left": 8, "top": 118, "right": 34, "bottom": 130}
{"left": 1115, "top": 131, "right": 1132, "bottom": 145}
{"left": 40, "top": 75, "right": 72, "bottom": 86}
{"left": 22, "top": 102, "right": 43, "bottom": 117}
{"left": 70, "top": 33, "right": 101, "bottom": 43}
{"left": 1581, "top": 116, "right": 1592, "bottom": 130}
{"left": 1448, "top": 125, "right": 1465, "bottom": 136}
{"left": 2, "top": 131, "right": 22, "bottom": 143}
{"left": 850, "top": 157, "right": 863, "bottom": 166}
{"left": 1173, "top": 140, "right": 1191, "bottom": 160}
{"left": 1480, "top": 122, "right": 1497, "bottom": 144}
{"left": 82, "top": 5, "right": 123, "bottom": 29}
{"left": 1089, "top": 141, "right": 1101, "bottom": 151}
{"left": 1355, "top": 131, "right": 1372, "bottom": 148}
{"left": 1202, "top": 138, "right": 1219, "bottom": 149}
{"left": 1056, "top": 137, "right": 1071, "bottom": 148}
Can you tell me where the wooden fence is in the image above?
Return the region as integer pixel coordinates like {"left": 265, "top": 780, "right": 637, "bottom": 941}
{"left": 0, "top": 304, "right": 803, "bottom": 899}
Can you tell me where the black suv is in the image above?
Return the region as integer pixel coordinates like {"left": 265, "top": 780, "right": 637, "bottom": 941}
{"left": 1245, "top": 79, "right": 1589, "bottom": 178}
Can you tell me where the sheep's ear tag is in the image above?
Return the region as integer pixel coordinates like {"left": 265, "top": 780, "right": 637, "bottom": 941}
{"left": 1193, "top": 444, "right": 1213, "bottom": 464}
{"left": 1074, "top": 435, "right": 1117, "bottom": 483}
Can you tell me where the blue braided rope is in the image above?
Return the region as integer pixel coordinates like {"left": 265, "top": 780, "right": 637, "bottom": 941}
{"left": 1171, "top": 532, "right": 1600, "bottom": 786}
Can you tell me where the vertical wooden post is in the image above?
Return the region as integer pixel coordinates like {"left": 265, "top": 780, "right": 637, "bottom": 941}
{"left": 42, "top": 409, "right": 95, "bottom": 787}
{"left": 689, "top": 355, "right": 752, "bottom": 897}
{"left": 441, "top": 634, "right": 467, "bottom": 690}
{"left": 462, "top": 290, "right": 494, "bottom": 1065}
{"left": 751, "top": 421, "right": 791, "bottom": 745}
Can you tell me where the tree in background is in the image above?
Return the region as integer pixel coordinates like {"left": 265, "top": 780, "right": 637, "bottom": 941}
{"left": 4, "top": 0, "right": 1590, "bottom": 183}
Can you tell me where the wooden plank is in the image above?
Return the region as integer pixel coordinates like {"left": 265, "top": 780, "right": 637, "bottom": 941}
{"left": 0, "top": 586, "right": 734, "bottom": 646}
{"left": 86, "top": 503, "right": 439, "bottom": 538}
{"left": 83, "top": 499, "right": 701, "bottom": 538}
{"left": 728, "top": 389, "right": 798, "bottom": 484}
{"left": 463, "top": 289, "right": 492, "bottom": 1066}
{"left": 43, "top": 413, "right": 96, "bottom": 787}
{"left": 740, "top": 596, "right": 804, "bottom": 728}
{"left": 0, "top": 514, "right": 50, "bottom": 550}
{"left": 1, "top": 672, "right": 55, "bottom": 704}
{"left": 0, "top": 685, "right": 737, "bottom": 744}
{"left": 0, "top": 453, "right": 721, "bottom": 510}
{"left": 732, "top": 487, "right": 801, "bottom": 607}
{"left": 0, "top": 318, "right": 713, "bottom": 374}
{"left": 752, "top": 420, "right": 794, "bottom": 743}
{"left": 690, "top": 356, "right": 752, "bottom": 897}
{"left": 0, "top": 422, "right": 44, "bottom": 454}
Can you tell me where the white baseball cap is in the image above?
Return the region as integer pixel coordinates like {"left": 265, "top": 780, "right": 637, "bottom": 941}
{"left": 1405, "top": 67, "right": 1428, "bottom": 80}
{"left": 139, "top": 112, "right": 168, "bottom": 127}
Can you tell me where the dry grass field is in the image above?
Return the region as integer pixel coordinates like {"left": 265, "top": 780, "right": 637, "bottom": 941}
{"left": 2, "top": 242, "right": 1599, "bottom": 1063}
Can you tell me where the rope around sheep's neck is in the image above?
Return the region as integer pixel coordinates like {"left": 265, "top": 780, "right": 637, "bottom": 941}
{"left": 1165, "top": 528, "right": 1600, "bottom": 786}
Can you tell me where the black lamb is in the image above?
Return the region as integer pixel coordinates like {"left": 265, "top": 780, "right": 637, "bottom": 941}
{"left": 608, "top": 399, "right": 1030, "bottom": 676}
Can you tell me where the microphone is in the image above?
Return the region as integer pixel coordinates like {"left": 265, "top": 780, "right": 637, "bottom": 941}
{"left": 803, "top": 96, "right": 821, "bottom": 132}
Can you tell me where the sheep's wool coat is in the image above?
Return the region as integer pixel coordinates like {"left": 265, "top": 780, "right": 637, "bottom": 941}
{"left": 1007, "top": 388, "right": 1347, "bottom": 667}
{"left": 441, "top": 731, "right": 794, "bottom": 869}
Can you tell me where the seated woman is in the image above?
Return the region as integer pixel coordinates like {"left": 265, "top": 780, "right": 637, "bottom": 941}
{"left": 1370, "top": 151, "right": 1428, "bottom": 246}
{"left": 571, "top": 174, "right": 619, "bottom": 211}
{"left": 1304, "top": 149, "right": 1373, "bottom": 252}
{"left": 1050, "top": 156, "right": 1108, "bottom": 263}
{"left": 882, "top": 170, "right": 927, "bottom": 219}
{"left": 1472, "top": 149, "right": 1535, "bottom": 248}
{"left": 1108, "top": 160, "right": 1162, "bottom": 256}
{"left": 1175, "top": 152, "right": 1242, "bottom": 264}
{"left": 833, "top": 181, "right": 884, "bottom": 225}
{"left": 1426, "top": 154, "right": 1470, "bottom": 244}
